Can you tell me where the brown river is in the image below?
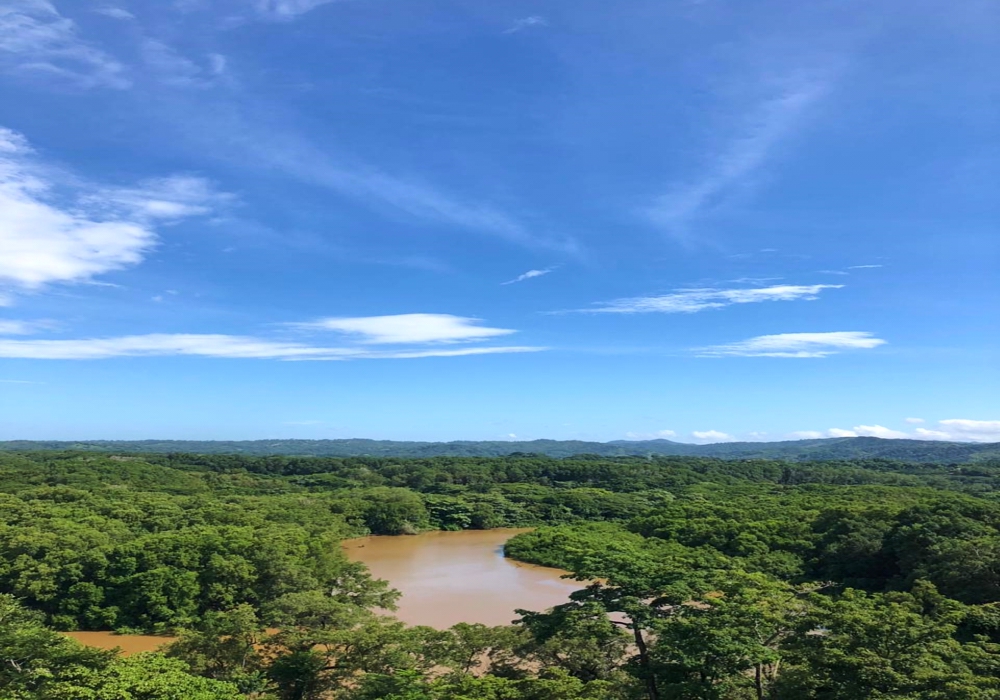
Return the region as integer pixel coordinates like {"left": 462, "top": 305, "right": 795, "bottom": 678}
{"left": 67, "top": 528, "right": 578, "bottom": 653}
{"left": 342, "top": 528, "right": 581, "bottom": 628}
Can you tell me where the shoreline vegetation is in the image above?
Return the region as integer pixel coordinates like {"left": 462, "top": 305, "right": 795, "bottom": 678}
{"left": 5, "top": 449, "right": 1000, "bottom": 698}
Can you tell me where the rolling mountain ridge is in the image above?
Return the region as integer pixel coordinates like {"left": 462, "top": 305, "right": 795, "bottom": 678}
{"left": 1, "top": 436, "right": 998, "bottom": 462}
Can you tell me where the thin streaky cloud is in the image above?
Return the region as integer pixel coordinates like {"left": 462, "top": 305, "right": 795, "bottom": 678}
{"left": 644, "top": 79, "right": 829, "bottom": 237}
{"left": 504, "top": 16, "right": 548, "bottom": 34}
{"left": 586, "top": 284, "right": 841, "bottom": 314}
{"left": 848, "top": 264, "right": 884, "bottom": 269}
{"left": 93, "top": 7, "right": 134, "bottom": 20}
{"left": 254, "top": 135, "right": 575, "bottom": 252}
{"left": 140, "top": 40, "right": 228, "bottom": 89}
{"left": 144, "top": 76, "right": 572, "bottom": 251}
{"left": 255, "top": 0, "right": 339, "bottom": 21}
{"left": 361, "top": 346, "right": 545, "bottom": 360}
{"left": 0, "top": 0, "right": 130, "bottom": 89}
{"left": 0, "top": 319, "right": 55, "bottom": 335}
{"left": 502, "top": 268, "right": 554, "bottom": 285}
{"left": 697, "top": 331, "right": 886, "bottom": 358}
{"left": 0, "top": 333, "right": 544, "bottom": 361}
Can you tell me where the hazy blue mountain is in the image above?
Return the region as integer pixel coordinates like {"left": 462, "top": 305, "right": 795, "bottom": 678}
{"left": 1, "top": 437, "right": 998, "bottom": 462}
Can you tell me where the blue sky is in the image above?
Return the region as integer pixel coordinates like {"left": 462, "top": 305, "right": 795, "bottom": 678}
{"left": 0, "top": 0, "right": 997, "bottom": 443}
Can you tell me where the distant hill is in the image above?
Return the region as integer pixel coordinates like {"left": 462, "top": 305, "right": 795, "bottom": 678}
{"left": 1, "top": 436, "right": 998, "bottom": 463}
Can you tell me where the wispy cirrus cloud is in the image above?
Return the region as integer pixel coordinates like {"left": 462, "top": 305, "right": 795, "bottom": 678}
{"left": 586, "top": 284, "right": 841, "bottom": 314}
{"left": 258, "top": 140, "right": 574, "bottom": 251}
{"left": 140, "top": 39, "right": 228, "bottom": 89}
{"left": 0, "top": 333, "right": 544, "bottom": 361}
{"left": 161, "top": 92, "right": 571, "bottom": 250}
{"left": 0, "top": 319, "right": 55, "bottom": 335}
{"left": 643, "top": 78, "right": 830, "bottom": 238}
{"left": 0, "top": 127, "right": 231, "bottom": 297}
{"left": 254, "top": 0, "right": 340, "bottom": 20}
{"left": 93, "top": 7, "right": 134, "bottom": 20}
{"left": 0, "top": 312, "right": 542, "bottom": 360}
{"left": 697, "top": 331, "right": 886, "bottom": 358}
{"left": 84, "top": 174, "right": 236, "bottom": 220}
{"left": 0, "top": 0, "right": 130, "bottom": 89}
{"left": 502, "top": 268, "right": 554, "bottom": 285}
{"left": 294, "top": 314, "right": 516, "bottom": 345}
{"left": 504, "top": 16, "right": 548, "bottom": 34}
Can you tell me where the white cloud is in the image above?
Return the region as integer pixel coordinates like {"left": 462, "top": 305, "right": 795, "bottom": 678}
{"left": 364, "top": 346, "right": 542, "bottom": 359}
{"left": 86, "top": 175, "right": 235, "bottom": 219}
{"left": 625, "top": 429, "right": 677, "bottom": 440}
{"left": 0, "top": 319, "right": 53, "bottom": 335}
{"left": 93, "top": 7, "right": 134, "bottom": 20}
{"left": 0, "top": 129, "right": 30, "bottom": 155}
{"left": 254, "top": 0, "right": 339, "bottom": 20}
{"left": 296, "top": 314, "right": 516, "bottom": 345}
{"left": 502, "top": 268, "right": 553, "bottom": 285}
{"left": 789, "top": 431, "right": 825, "bottom": 439}
{"left": 848, "top": 264, "right": 883, "bottom": 269}
{"left": 933, "top": 419, "right": 1000, "bottom": 443}
{"left": 0, "top": 0, "right": 129, "bottom": 89}
{"left": 852, "top": 424, "right": 910, "bottom": 439}
{"left": 791, "top": 418, "right": 1000, "bottom": 442}
{"left": 504, "top": 16, "right": 548, "bottom": 34}
{"left": 697, "top": 331, "right": 886, "bottom": 358}
{"left": 0, "top": 333, "right": 544, "bottom": 361}
{"left": 826, "top": 428, "right": 858, "bottom": 437}
{"left": 0, "top": 127, "right": 228, "bottom": 295}
{"left": 692, "top": 430, "right": 734, "bottom": 443}
{"left": 913, "top": 428, "right": 951, "bottom": 440}
{"left": 0, "top": 334, "right": 348, "bottom": 360}
{"left": 590, "top": 284, "right": 841, "bottom": 314}
{"left": 644, "top": 79, "right": 828, "bottom": 236}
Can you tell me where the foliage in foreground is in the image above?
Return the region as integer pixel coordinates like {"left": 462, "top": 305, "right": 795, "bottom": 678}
{"left": 6, "top": 450, "right": 1000, "bottom": 698}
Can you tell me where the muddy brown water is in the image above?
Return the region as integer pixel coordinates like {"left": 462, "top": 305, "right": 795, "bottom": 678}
{"left": 63, "top": 631, "right": 176, "bottom": 655}
{"left": 67, "top": 529, "right": 577, "bottom": 653}
{"left": 342, "top": 528, "right": 582, "bottom": 628}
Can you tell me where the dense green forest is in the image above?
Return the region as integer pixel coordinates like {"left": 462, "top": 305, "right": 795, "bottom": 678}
{"left": 3, "top": 436, "right": 999, "bottom": 462}
{"left": 5, "top": 450, "right": 1000, "bottom": 698}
